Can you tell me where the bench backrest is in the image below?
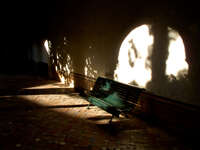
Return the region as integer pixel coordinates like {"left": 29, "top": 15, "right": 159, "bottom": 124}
{"left": 90, "top": 77, "right": 145, "bottom": 109}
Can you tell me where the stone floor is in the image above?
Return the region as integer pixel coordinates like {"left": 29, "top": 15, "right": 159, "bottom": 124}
{"left": 0, "top": 75, "right": 196, "bottom": 150}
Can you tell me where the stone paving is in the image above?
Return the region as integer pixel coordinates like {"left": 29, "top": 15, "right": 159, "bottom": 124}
{"left": 0, "top": 75, "right": 194, "bottom": 150}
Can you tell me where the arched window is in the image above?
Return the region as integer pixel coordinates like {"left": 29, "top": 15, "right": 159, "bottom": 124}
{"left": 114, "top": 25, "right": 153, "bottom": 88}
{"left": 114, "top": 24, "right": 188, "bottom": 88}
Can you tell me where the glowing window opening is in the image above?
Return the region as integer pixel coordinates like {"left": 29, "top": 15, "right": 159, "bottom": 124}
{"left": 114, "top": 25, "right": 153, "bottom": 88}
{"left": 166, "top": 28, "right": 188, "bottom": 77}
{"left": 114, "top": 25, "right": 188, "bottom": 88}
{"left": 44, "top": 40, "right": 51, "bottom": 55}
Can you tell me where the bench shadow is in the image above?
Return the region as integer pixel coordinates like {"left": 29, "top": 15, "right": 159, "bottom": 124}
{"left": 89, "top": 115, "right": 148, "bottom": 136}
{"left": 87, "top": 115, "right": 112, "bottom": 121}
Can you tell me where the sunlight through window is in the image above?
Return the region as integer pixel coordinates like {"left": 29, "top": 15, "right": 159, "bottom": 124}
{"left": 114, "top": 25, "right": 153, "bottom": 88}
{"left": 54, "top": 52, "right": 74, "bottom": 88}
{"left": 84, "top": 57, "right": 98, "bottom": 78}
{"left": 44, "top": 40, "right": 51, "bottom": 55}
{"left": 166, "top": 28, "right": 188, "bottom": 78}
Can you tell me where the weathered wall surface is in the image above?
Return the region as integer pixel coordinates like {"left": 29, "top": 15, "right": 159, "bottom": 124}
{"left": 1, "top": 1, "right": 199, "bottom": 105}
{"left": 46, "top": 1, "right": 200, "bottom": 106}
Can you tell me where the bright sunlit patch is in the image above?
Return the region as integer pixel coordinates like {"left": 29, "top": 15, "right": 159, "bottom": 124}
{"left": 44, "top": 40, "right": 51, "bottom": 55}
{"left": 54, "top": 53, "right": 74, "bottom": 88}
{"left": 57, "top": 73, "right": 74, "bottom": 88}
{"left": 114, "top": 25, "right": 153, "bottom": 88}
{"left": 60, "top": 75, "right": 65, "bottom": 84}
{"left": 166, "top": 28, "right": 188, "bottom": 77}
{"left": 84, "top": 66, "right": 88, "bottom": 76}
{"left": 84, "top": 57, "right": 98, "bottom": 78}
{"left": 69, "top": 80, "right": 74, "bottom": 88}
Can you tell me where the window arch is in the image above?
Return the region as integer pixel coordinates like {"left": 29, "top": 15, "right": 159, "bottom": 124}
{"left": 114, "top": 24, "right": 188, "bottom": 88}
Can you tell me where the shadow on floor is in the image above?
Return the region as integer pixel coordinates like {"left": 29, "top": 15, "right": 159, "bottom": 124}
{"left": 0, "top": 75, "right": 57, "bottom": 90}
{"left": 0, "top": 95, "right": 112, "bottom": 150}
{"left": 0, "top": 88, "right": 77, "bottom": 96}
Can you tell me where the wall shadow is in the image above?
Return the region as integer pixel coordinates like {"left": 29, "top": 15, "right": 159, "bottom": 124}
{"left": 145, "top": 24, "right": 193, "bottom": 104}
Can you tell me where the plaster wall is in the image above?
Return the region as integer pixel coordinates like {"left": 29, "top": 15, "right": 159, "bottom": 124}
{"left": 47, "top": 1, "right": 200, "bottom": 105}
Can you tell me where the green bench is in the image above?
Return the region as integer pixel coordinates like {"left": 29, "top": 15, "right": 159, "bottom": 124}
{"left": 86, "top": 77, "right": 144, "bottom": 123}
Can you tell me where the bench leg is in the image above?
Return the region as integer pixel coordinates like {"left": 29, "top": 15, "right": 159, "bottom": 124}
{"left": 109, "top": 115, "right": 114, "bottom": 124}
{"left": 87, "top": 103, "right": 90, "bottom": 109}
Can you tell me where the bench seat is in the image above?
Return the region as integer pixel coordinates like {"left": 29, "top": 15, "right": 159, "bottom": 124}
{"left": 86, "top": 77, "right": 144, "bottom": 123}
